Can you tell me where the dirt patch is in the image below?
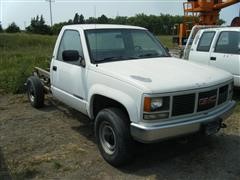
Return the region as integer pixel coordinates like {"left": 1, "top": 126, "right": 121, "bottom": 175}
{"left": 0, "top": 92, "right": 239, "bottom": 179}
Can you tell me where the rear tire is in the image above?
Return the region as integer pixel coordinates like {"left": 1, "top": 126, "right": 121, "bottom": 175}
{"left": 95, "top": 108, "right": 134, "bottom": 166}
{"left": 27, "top": 76, "right": 44, "bottom": 108}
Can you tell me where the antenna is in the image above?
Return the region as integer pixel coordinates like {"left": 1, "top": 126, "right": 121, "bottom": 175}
{"left": 46, "top": 0, "right": 54, "bottom": 26}
{"left": 94, "top": 5, "right": 98, "bottom": 65}
{"left": 94, "top": 5, "right": 97, "bottom": 25}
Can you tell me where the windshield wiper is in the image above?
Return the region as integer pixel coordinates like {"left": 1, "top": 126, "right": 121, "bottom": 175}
{"left": 96, "top": 56, "right": 124, "bottom": 63}
{"left": 138, "top": 53, "right": 161, "bottom": 58}
{"left": 96, "top": 56, "right": 139, "bottom": 63}
{"left": 125, "top": 56, "right": 139, "bottom": 59}
{"left": 138, "top": 53, "right": 170, "bottom": 58}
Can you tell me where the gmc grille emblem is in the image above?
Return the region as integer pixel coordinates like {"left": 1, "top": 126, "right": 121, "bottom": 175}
{"left": 199, "top": 95, "right": 217, "bottom": 106}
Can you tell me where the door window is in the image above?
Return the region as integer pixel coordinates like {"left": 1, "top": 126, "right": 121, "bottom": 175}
{"left": 215, "top": 31, "right": 239, "bottom": 54}
{"left": 57, "top": 30, "right": 84, "bottom": 64}
{"left": 197, "top": 31, "right": 215, "bottom": 52}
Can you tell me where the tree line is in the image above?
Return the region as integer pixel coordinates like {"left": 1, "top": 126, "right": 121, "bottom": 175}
{"left": 0, "top": 13, "right": 225, "bottom": 35}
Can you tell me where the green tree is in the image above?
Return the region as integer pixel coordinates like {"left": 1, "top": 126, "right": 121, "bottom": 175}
{"left": 6, "top": 22, "right": 20, "bottom": 33}
{"left": 0, "top": 24, "right": 3, "bottom": 33}
{"left": 217, "top": 19, "right": 226, "bottom": 25}
{"left": 97, "top": 14, "right": 108, "bottom": 24}
{"left": 113, "top": 16, "right": 128, "bottom": 25}
{"left": 73, "top": 13, "right": 80, "bottom": 24}
{"left": 50, "top": 13, "right": 190, "bottom": 35}
{"left": 68, "top": 19, "right": 73, "bottom": 24}
{"left": 51, "top": 22, "right": 68, "bottom": 34}
{"left": 26, "top": 15, "right": 51, "bottom": 35}
{"left": 85, "top": 17, "right": 97, "bottom": 24}
{"left": 40, "top": 15, "right": 45, "bottom": 26}
{"left": 79, "top": 14, "right": 85, "bottom": 24}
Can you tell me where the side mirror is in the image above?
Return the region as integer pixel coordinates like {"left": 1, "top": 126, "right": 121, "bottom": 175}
{"left": 62, "top": 50, "right": 79, "bottom": 61}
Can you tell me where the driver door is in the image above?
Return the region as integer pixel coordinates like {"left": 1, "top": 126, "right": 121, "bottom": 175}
{"left": 51, "top": 29, "right": 87, "bottom": 114}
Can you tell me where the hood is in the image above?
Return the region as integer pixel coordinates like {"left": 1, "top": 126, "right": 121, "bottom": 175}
{"left": 93, "top": 57, "right": 232, "bottom": 93}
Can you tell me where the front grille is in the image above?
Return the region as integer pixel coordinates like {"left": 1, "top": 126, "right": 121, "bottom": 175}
{"left": 218, "top": 85, "right": 228, "bottom": 105}
{"left": 172, "top": 94, "right": 195, "bottom": 116}
{"left": 197, "top": 89, "right": 217, "bottom": 112}
{"left": 150, "top": 82, "right": 232, "bottom": 119}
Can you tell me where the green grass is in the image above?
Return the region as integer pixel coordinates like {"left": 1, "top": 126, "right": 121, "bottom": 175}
{"left": 158, "top": 35, "right": 175, "bottom": 49}
{"left": 0, "top": 33, "right": 56, "bottom": 93}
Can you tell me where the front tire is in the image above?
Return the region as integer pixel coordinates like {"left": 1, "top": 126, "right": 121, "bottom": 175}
{"left": 27, "top": 76, "right": 44, "bottom": 108}
{"left": 95, "top": 108, "right": 134, "bottom": 166}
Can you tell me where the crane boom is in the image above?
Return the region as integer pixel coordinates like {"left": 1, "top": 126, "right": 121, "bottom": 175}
{"left": 213, "top": 0, "right": 239, "bottom": 10}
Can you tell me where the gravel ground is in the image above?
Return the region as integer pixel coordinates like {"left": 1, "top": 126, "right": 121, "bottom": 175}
{"left": 0, "top": 90, "right": 239, "bottom": 180}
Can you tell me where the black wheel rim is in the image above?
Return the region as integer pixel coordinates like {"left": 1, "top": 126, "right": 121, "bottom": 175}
{"left": 99, "top": 122, "right": 116, "bottom": 155}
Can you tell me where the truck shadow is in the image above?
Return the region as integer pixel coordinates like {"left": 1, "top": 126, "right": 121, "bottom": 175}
{"left": 119, "top": 134, "right": 240, "bottom": 179}
{"left": 44, "top": 97, "right": 96, "bottom": 142}
{"left": 0, "top": 148, "right": 12, "bottom": 180}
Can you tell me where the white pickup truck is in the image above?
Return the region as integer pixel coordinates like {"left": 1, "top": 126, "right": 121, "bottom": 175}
{"left": 184, "top": 26, "right": 240, "bottom": 87}
{"left": 26, "top": 24, "right": 236, "bottom": 166}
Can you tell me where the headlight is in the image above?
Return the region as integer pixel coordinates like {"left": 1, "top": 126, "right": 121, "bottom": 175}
{"left": 151, "top": 98, "right": 163, "bottom": 111}
{"left": 144, "top": 96, "right": 170, "bottom": 112}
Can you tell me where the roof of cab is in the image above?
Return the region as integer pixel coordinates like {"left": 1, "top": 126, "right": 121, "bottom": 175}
{"left": 62, "top": 24, "right": 147, "bottom": 30}
{"left": 201, "top": 26, "right": 240, "bottom": 32}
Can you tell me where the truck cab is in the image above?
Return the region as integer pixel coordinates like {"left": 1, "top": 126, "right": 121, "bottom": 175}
{"left": 187, "top": 27, "right": 240, "bottom": 87}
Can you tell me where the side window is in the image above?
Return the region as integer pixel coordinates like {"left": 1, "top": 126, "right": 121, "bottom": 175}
{"left": 215, "top": 31, "right": 239, "bottom": 54}
{"left": 57, "top": 30, "right": 84, "bottom": 64}
{"left": 197, "top": 31, "right": 215, "bottom": 52}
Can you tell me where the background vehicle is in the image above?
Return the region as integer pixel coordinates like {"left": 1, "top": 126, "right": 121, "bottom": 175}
{"left": 174, "top": 0, "right": 240, "bottom": 47}
{"left": 26, "top": 24, "right": 236, "bottom": 166}
{"left": 184, "top": 26, "right": 240, "bottom": 87}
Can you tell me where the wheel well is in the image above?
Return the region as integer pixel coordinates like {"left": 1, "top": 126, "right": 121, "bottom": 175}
{"left": 92, "top": 95, "right": 130, "bottom": 120}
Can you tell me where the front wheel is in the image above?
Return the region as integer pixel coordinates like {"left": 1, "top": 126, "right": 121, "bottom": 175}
{"left": 95, "top": 108, "right": 134, "bottom": 166}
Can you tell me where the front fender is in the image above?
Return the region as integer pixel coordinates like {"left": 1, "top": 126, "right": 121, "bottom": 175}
{"left": 87, "top": 84, "right": 139, "bottom": 123}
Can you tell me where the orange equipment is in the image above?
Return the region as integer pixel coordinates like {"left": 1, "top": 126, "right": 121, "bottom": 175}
{"left": 176, "top": 0, "right": 240, "bottom": 47}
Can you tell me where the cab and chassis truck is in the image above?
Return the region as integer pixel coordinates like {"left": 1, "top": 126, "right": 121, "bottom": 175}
{"left": 26, "top": 24, "right": 236, "bottom": 166}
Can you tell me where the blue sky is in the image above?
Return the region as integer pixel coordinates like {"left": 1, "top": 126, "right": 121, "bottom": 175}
{"left": 0, "top": 0, "right": 239, "bottom": 29}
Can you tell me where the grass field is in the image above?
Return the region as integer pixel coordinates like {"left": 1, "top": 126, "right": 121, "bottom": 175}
{"left": 158, "top": 35, "right": 175, "bottom": 49}
{"left": 0, "top": 33, "right": 173, "bottom": 94}
{"left": 0, "top": 33, "right": 56, "bottom": 93}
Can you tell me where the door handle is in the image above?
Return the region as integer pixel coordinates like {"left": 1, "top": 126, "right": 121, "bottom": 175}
{"left": 52, "top": 66, "right": 57, "bottom": 71}
{"left": 210, "top": 57, "right": 216, "bottom": 61}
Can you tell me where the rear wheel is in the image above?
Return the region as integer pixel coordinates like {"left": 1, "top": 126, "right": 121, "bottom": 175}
{"left": 27, "top": 76, "right": 44, "bottom": 108}
{"left": 95, "top": 108, "right": 134, "bottom": 166}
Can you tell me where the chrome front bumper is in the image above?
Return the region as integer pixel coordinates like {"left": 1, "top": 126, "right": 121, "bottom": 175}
{"left": 131, "top": 100, "right": 236, "bottom": 143}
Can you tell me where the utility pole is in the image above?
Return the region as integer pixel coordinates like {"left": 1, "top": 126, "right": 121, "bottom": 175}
{"left": 0, "top": 0, "right": 3, "bottom": 27}
{"left": 46, "top": 0, "right": 54, "bottom": 26}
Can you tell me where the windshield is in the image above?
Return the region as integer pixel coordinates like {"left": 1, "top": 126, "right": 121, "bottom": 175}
{"left": 85, "top": 29, "right": 170, "bottom": 63}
